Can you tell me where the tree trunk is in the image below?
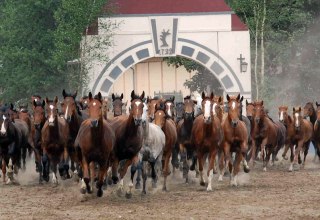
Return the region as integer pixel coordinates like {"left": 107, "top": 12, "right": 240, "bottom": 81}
{"left": 260, "top": 0, "right": 266, "bottom": 90}
{"left": 253, "top": 3, "right": 260, "bottom": 100}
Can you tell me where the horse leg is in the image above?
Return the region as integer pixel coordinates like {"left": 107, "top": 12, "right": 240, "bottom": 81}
{"left": 111, "top": 158, "right": 119, "bottom": 184}
{"left": 293, "top": 141, "right": 304, "bottom": 170}
{"left": 142, "top": 161, "right": 148, "bottom": 194}
{"left": 218, "top": 150, "right": 225, "bottom": 181}
{"left": 302, "top": 141, "right": 310, "bottom": 167}
{"left": 282, "top": 143, "right": 290, "bottom": 160}
{"left": 42, "top": 152, "right": 50, "bottom": 182}
{"left": 197, "top": 152, "right": 205, "bottom": 187}
{"left": 51, "top": 162, "right": 58, "bottom": 185}
{"left": 260, "top": 139, "right": 268, "bottom": 171}
{"left": 207, "top": 148, "right": 218, "bottom": 191}
{"left": 135, "top": 161, "right": 142, "bottom": 189}
{"left": 162, "top": 150, "right": 172, "bottom": 191}
{"left": 130, "top": 161, "right": 138, "bottom": 190}
{"left": 230, "top": 152, "right": 242, "bottom": 187}
{"left": 90, "top": 162, "right": 96, "bottom": 193}
{"left": 288, "top": 144, "right": 295, "bottom": 172}
{"left": 171, "top": 143, "right": 180, "bottom": 170}
{"left": 117, "top": 158, "right": 133, "bottom": 198}
{"left": 249, "top": 139, "right": 257, "bottom": 167}
{"left": 63, "top": 146, "right": 70, "bottom": 179}
{"left": 96, "top": 163, "right": 107, "bottom": 197}
{"left": 241, "top": 141, "right": 250, "bottom": 173}
{"left": 81, "top": 157, "right": 91, "bottom": 194}
{"left": 179, "top": 144, "right": 189, "bottom": 183}
{"left": 222, "top": 142, "right": 231, "bottom": 181}
{"left": 150, "top": 160, "right": 157, "bottom": 188}
{"left": 2, "top": 158, "right": 6, "bottom": 183}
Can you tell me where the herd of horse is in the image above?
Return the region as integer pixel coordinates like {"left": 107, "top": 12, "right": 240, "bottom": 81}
{"left": 0, "top": 90, "right": 318, "bottom": 198}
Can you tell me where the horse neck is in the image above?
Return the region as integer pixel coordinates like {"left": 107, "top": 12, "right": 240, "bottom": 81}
{"left": 310, "top": 109, "right": 317, "bottom": 124}
{"left": 125, "top": 113, "right": 140, "bottom": 136}
{"left": 142, "top": 120, "right": 149, "bottom": 138}
{"left": 48, "top": 117, "right": 60, "bottom": 141}
{"left": 69, "top": 113, "right": 81, "bottom": 137}
{"left": 91, "top": 115, "right": 104, "bottom": 145}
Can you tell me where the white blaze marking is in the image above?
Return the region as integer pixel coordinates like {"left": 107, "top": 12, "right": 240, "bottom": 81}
{"left": 212, "top": 103, "right": 217, "bottom": 116}
{"left": 167, "top": 103, "right": 172, "bottom": 116}
{"left": 49, "top": 105, "right": 54, "bottom": 123}
{"left": 295, "top": 113, "right": 299, "bottom": 127}
{"left": 64, "top": 105, "right": 69, "bottom": 119}
{"left": 279, "top": 111, "right": 284, "bottom": 121}
{"left": 35, "top": 98, "right": 38, "bottom": 102}
{"left": 84, "top": 101, "right": 87, "bottom": 104}
{"left": 232, "top": 101, "right": 236, "bottom": 110}
{"left": 1, "top": 115, "right": 6, "bottom": 134}
{"left": 135, "top": 101, "right": 141, "bottom": 114}
{"left": 204, "top": 100, "right": 211, "bottom": 118}
{"left": 93, "top": 102, "right": 96, "bottom": 106}
{"left": 49, "top": 105, "right": 54, "bottom": 110}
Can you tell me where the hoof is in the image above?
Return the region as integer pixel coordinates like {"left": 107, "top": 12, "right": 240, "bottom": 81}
{"left": 97, "top": 189, "right": 103, "bottom": 197}
{"left": 135, "top": 182, "right": 141, "bottom": 189}
{"left": 218, "top": 175, "right": 223, "bottom": 182}
{"left": 117, "top": 187, "right": 123, "bottom": 197}
{"left": 195, "top": 172, "right": 200, "bottom": 178}
{"left": 142, "top": 190, "right": 146, "bottom": 195}
{"left": 112, "top": 176, "right": 119, "bottom": 184}
{"left": 107, "top": 178, "right": 113, "bottom": 186}
{"left": 152, "top": 181, "right": 157, "bottom": 189}
{"left": 212, "top": 168, "right": 218, "bottom": 174}
{"left": 230, "top": 181, "right": 238, "bottom": 187}
{"left": 244, "top": 166, "right": 250, "bottom": 173}
{"left": 80, "top": 188, "right": 86, "bottom": 194}
{"left": 200, "top": 181, "right": 206, "bottom": 186}
{"left": 206, "top": 187, "right": 212, "bottom": 192}
{"left": 162, "top": 186, "right": 167, "bottom": 192}
{"left": 263, "top": 167, "right": 267, "bottom": 172}
{"left": 125, "top": 192, "right": 132, "bottom": 199}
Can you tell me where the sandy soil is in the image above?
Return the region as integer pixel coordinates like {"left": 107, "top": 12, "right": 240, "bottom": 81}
{"left": 1, "top": 156, "right": 320, "bottom": 220}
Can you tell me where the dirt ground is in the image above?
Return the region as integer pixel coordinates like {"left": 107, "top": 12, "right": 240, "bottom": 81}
{"left": 1, "top": 155, "right": 320, "bottom": 220}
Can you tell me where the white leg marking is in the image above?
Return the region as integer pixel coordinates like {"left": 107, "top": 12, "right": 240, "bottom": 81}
{"left": 207, "top": 172, "right": 213, "bottom": 191}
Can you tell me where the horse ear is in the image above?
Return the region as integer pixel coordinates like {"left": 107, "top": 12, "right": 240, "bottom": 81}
{"left": 112, "top": 93, "right": 115, "bottom": 101}
{"left": 293, "top": 107, "right": 295, "bottom": 112}
{"left": 33, "top": 100, "right": 37, "bottom": 107}
{"left": 210, "top": 92, "right": 214, "bottom": 100}
{"left": 140, "top": 91, "right": 145, "bottom": 100}
{"left": 240, "top": 95, "right": 244, "bottom": 102}
{"left": 226, "top": 94, "right": 230, "bottom": 102}
{"left": 89, "top": 92, "right": 93, "bottom": 100}
{"left": 42, "top": 100, "right": 45, "bottom": 107}
{"left": 62, "top": 89, "right": 66, "bottom": 98}
{"left": 73, "top": 90, "right": 77, "bottom": 99}
{"left": 236, "top": 94, "right": 241, "bottom": 101}
{"left": 172, "top": 96, "right": 175, "bottom": 102}
{"left": 299, "top": 106, "right": 301, "bottom": 112}
{"left": 97, "top": 92, "right": 102, "bottom": 102}
{"left": 317, "top": 102, "right": 319, "bottom": 106}
{"left": 218, "top": 96, "right": 222, "bottom": 103}
{"left": 246, "top": 100, "right": 249, "bottom": 106}
{"left": 120, "top": 93, "right": 123, "bottom": 100}
{"left": 202, "top": 92, "right": 205, "bottom": 99}
{"left": 10, "top": 103, "right": 14, "bottom": 110}
{"left": 54, "top": 96, "right": 58, "bottom": 104}
{"left": 45, "top": 97, "right": 49, "bottom": 104}
{"left": 131, "top": 90, "right": 135, "bottom": 100}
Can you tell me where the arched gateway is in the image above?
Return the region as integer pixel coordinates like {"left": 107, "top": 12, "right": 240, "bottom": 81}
{"left": 87, "top": 0, "right": 251, "bottom": 101}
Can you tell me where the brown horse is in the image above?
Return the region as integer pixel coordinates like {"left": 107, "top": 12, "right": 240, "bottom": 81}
{"left": 288, "top": 106, "right": 313, "bottom": 171}
{"left": 111, "top": 93, "right": 126, "bottom": 117}
{"left": 147, "top": 96, "right": 162, "bottom": 122}
{"left": 250, "top": 101, "right": 278, "bottom": 171}
{"left": 191, "top": 92, "right": 223, "bottom": 191}
{"left": 164, "top": 96, "right": 175, "bottom": 119}
{"left": 303, "top": 102, "right": 319, "bottom": 160}
{"left": 32, "top": 100, "right": 46, "bottom": 176}
{"left": 154, "top": 102, "right": 177, "bottom": 191}
{"left": 41, "top": 97, "right": 69, "bottom": 183}
{"left": 61, "top": 89, "right": 83, "bottom": 178}
{"left": 75, "top": 92, "right": 115, "bottom": 197}
{"left": 219, "top": 94, "right": 249, "bottom": 186}
{"left": 109, "top": 90, "right": 144, "bottom": 198}
{"left": 177, "top": 96, "right": 197, "bottom": 183}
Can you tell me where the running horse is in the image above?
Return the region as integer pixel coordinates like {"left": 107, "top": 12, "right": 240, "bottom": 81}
{"left": 111, "top": 93, "right": 126, "bottom": 117}
{"left": 147, "top": 96, "right": 162, "bottom": 122}
{"left": 154, "top": 102, "right": 177, "bottom": 191}
{"left": 314, "top": 102, "right": 320, "bottom": 160}
{"left": 191, "top": 92, "right": 223, "bottom": 191}
{"left": 61, "top": 89, "right": 83, "bottom": 178}
{"left": 109, "top": 90, "right": 144, "bottom": 198}
{"left": 0, "top": 105, "right": 23, "bottom": 184}
{"left": 177, "top": 96, "right": 196, "bottom": 183}
{"left": 249, "top": 101, "right": 278, "bottom": 171}
{"left": 75, "top": 92, "right": 115, "bottom": 197}
{"left": 303, "top": 102, "right": 319, "bottom": 161}
{"left": 219, "top": 94, "right": 249, "bottom": 185}
{"left": 41, "top": 97, "right": 69, "bottom": 183}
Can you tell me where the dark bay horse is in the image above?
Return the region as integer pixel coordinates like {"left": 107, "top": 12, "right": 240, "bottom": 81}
{"left": 112, "top": 93, "right": 126, "bottom": 117}
{"left": 191, "top": 92, "right": 223, "bottom": 191}
{"left": 41, "top": 97, "right": 69, "bottom": 183}
{"left": 0, "top": 105, "right": 23, "bottom": 184}
{"left": 250, "top": 101, "right": 278, "bottom": 171}
{"left": 61, "top": 89, "right": 83, "bottom": 178}
{"left": 303, "top": 102, "right": 319, "bottom": 161}
{"left": 75, "top": 92, "right": 115, "bottom": 197}
{"left": 109, "top": 90, "right": 144, "bottom": 198}
{"left": 314, "top": 102, "right": 320, "bottom": 160}
{"left": 219, "top": 94, "right": 249, "bottom": 185}
{"left": 154, "top": 102, "right": 177, "bottom": 191}
{"left": 177, "top": 96, "right": 197, "bottom": 183}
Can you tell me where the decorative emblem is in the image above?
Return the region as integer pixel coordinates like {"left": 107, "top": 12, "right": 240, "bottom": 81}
{"left": 160, "top": 29, "right": 171, "bottom": 47}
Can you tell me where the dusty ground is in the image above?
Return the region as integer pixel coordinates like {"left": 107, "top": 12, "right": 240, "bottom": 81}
{"left": 1, "top": 156, "right": 320, "bottom": 220}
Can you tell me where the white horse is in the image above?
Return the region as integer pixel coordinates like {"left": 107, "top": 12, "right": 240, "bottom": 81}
{"left": 138, "top": 101, "right": 165, "bottom": 194}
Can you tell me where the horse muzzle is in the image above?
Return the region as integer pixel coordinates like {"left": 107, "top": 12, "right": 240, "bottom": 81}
{"left": 34, "top": 123, "right": 41, "bottom": 130}
{"left": 231, "top": 120, "right": 238, "bottom": 128}
{"left": 255, "top": 118, "right": 260, "bottom": 124}
{"left": 90, "top": 119, "right": 99, "bottom": 128}
{"left": 65, "top": 116, "right": 72, "bottom": 123}
{"left": 295, "top": 126, "right": 301, "bottom": 131}
{"left": 247, "top": 116, "right": 252, "bottom": 121}
{"left": 203, "top": 116, "right": 211, "bottom": 124}
{"left": 134, "top": 118, "right": 142, "bottom": 126}
{"left": 185, "top": 112, "right": 193, "bottom": 120}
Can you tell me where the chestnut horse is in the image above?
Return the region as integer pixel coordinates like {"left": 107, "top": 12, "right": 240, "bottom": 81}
{"left": 147, "top": 96, "right": 162, "bottom": 122}
{"left": 154, "top": 102, "right": 177, "bottom": 191}
{"left": 250, "top": 101, "right": 278, "bottom": 171}
{"left": 164, "top": 96, "right": 175, "bottom": 119}
{"left": 41, "top": 97, "right": 69, "bottom": 183}
{"left": 191, "top": 92, "right": 223, "bottom": 191}
{"left": 74, "top": 92, "right": 115, "bottom": 197}
{"left": 177, "top": 96, "right": 197, "bottom": 183}
{"left": 303, "top": 102, "right": 319, "bottom": 160}
{"left": 61, "top": 89, "right": 83, "bottom": 178}
{"left": 109, "top": 90, "right": 144, "bottom": 198}
{"left": 219, "top": 94, "right": 250, "bottom": 185}
{"left": 314, "top": 102, "right": 320, "bottom": 160}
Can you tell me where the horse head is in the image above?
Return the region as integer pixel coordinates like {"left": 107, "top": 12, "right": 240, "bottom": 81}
{"left": 8, "top": 103, "right": 18, "bottom": 121}
{"left": 141, "top": 99, "right": 149, "bottom": 127}
{"left": 0, "top": 105, "right": 10, "bottom": 136}
{"left": 246, "top": 100, "right": 254, "bottom": 121}
{"left": 316, "top": 102, "right": 320, "bottom": 125}
{"left": 303, "top": 102, "right": 315, "bottom": 120}
{"left": 79, "top": 96, "right": 89, "bottom": 110}
{"left": 147, "top": 96, "right": 161, "bottom": 122}
{"left": 226, "top": 94, "right": 241, "bottom": 128}
{"left": 175, "top": 102, "right": 185, "bottom": 122}
{"left": 278, "top": 105, "right": 289, "bottom": 124}
{"left": 87, "top": 92, "right": 103, "bottom": 128}
{"left": 253, "top": 100, "right": 265, "bottom": 124}
{"left": 61, "top": 89, "right": 78, "bottom": 123}
{"left": 201, "top": 92, "right": 214, "bottom": 124}
{"left": 183, "top": 95, "right": 196, "bottom": 120}
{"left": 31, "top": 95, "right": 42, "bottom": 110}
{"left": 130, "top": 90, "right": 145, "bottom": 126}
{"left": 112, "top": 93, "right": 124, "bottom": 117}
{"left": 164, "top": 96, "right": 175, "bottom": 118}
{"left": 293, "top": 106, "right": 303, "bottom": 131}
{"left": 33, "top": 99, "right": 46, "bottom": 130}
{"left": 154, "top": 102, "right": 167, "bottom": 129}
{"left": 45, "top": 96, "right": 59, "bottom": 126}
{"left": 212, "top": 95, "right": 223, "bottom": 120}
